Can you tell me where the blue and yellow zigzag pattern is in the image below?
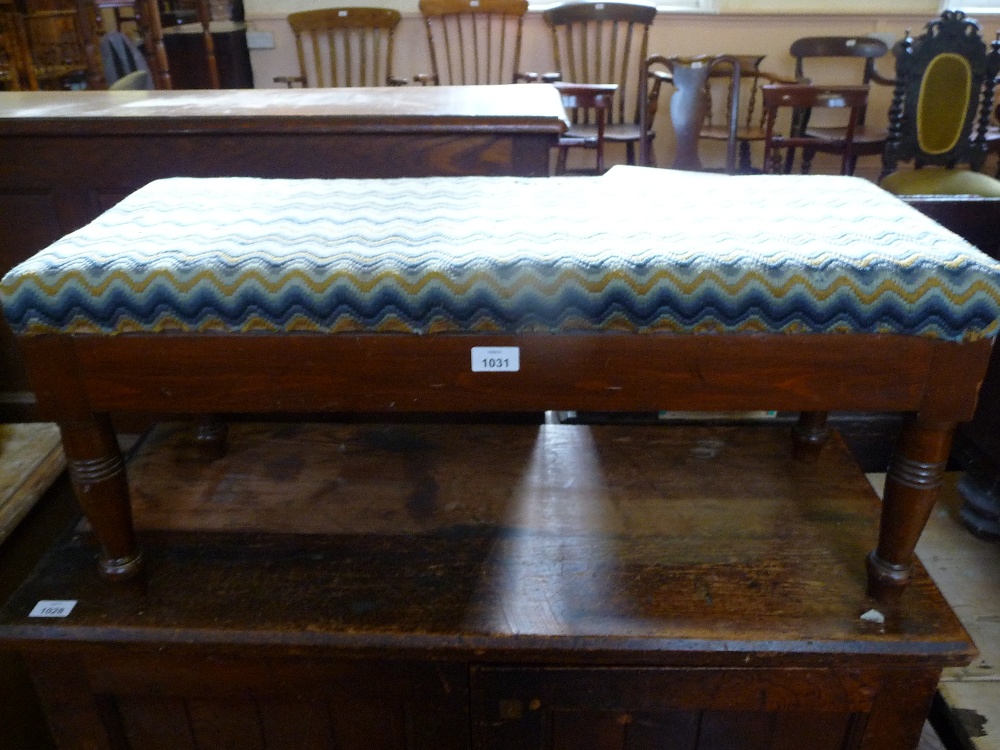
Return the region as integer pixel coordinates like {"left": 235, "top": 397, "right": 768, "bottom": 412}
{"left": 3, "top": 170, "right": 1000, "bottom": 342}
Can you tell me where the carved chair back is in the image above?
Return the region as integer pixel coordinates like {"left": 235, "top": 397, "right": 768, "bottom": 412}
{"left": 417, "top": 0, "right": 527, "bottom": 85}
{"left": 543, "top": 1, "right": 655, "bottom": 132}
{"left": 280, "top": 7, "right": 404, "bottom": 88}
{"left": 761, "top": 83, "right": 870, "bottom": 175}
{"left": 0, "top": 0, "right": 38, "bottom": 90}
{"left": 22, "top": 8, "right": 90, "bottom": 89}
{"left": 790, "top": 36, "right": 890, "bottom": 123}
{"left": 883, "top": 11, "right": 1000, "bottom": 178}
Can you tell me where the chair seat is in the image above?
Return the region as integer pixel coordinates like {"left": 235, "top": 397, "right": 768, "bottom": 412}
{"left": 563, "top": 122, "right": 642, "bottom": 143}
{"left": 3, "top": 168, "right": 1000, "bottom": 343}
{"left": 880, "top": 167, "right": 1000, "bottom": 198}
{"left": 700, "top": 125, "right": 767, "bottom": 143}
{"left": 802, "top": 125, "right": 887, "bottom": 152}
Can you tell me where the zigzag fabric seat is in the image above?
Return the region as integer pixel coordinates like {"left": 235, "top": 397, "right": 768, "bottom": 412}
{"left": 4, "top": 166, "right": 1000, "bottom": 343}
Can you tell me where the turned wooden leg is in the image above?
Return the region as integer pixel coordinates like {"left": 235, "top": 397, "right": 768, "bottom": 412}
{"left": 60, "top": 416, "right": 142, "bottom": 580}
{"left": 194, "top": 416, "right": 228, "bottom": 461}
{"left": 867, "top": 417, "right": 954, "bottom": 604}
{"left": 792, "top": 410, "right": 830, "bottom": 460}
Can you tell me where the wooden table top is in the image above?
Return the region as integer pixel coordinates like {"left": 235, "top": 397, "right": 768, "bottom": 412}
{"left": 0, "top": 422, "right": 973, "bottom": 666}
{"left": 0, "top": 85, "right": 570, "bottom": 136}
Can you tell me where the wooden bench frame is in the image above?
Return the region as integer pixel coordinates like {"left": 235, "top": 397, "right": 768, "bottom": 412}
{"left": 19, "top": 329, "right": 994, "bottom": 606}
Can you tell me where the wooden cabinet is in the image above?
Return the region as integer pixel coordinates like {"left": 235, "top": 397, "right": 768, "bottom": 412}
{"left": 904, "top": 196, "right": 1000, "bottom": 537}
{"left": 162, "top": 20, "right": 251, "bottom": 88}
{"left": 0, "top": 423, "right": 974, "bottom": 750}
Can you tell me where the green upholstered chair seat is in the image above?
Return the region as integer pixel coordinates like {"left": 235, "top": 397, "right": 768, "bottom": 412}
{"left": 880, "top": 167, "right": 1000, "bottom": 197}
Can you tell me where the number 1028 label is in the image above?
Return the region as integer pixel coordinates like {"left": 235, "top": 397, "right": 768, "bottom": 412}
{"left": 471, "top": 346, "right": 520, "bottom": 372}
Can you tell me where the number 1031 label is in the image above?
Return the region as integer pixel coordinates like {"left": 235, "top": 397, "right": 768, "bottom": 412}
{"left": 471, "top": 346, "right": 520, "bottom": 372}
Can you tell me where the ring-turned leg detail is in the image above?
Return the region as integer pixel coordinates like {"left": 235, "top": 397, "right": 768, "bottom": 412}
{"left": 60, "top": 416, "right": 143, "bottom": 580}
{"left": 867, "top": 418, "right": 953, "bottom": 604}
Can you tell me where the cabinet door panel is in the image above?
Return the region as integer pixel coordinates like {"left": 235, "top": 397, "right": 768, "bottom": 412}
{"left": 472, "top": 666, "right": 869, "bottom": 750}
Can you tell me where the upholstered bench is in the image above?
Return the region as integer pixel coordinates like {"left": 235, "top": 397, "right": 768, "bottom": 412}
{"left": 4, "top": 166, "right": 1000, "bottom": 604}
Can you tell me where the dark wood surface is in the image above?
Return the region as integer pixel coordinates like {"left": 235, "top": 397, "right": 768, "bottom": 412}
{"left": 0, "top": 85, "right": 566, "bottom": 409}
{"left": 0, "top": 472, "right": 80, "bottom": 750}
{"left": 904, "top": 195, "right": 1000, "bottom": 536}
{"left": 0, "top": 423, "right": 975, "bottom": 749}
{"left": 0, "top": 85, "right": 568, "bottom": 135}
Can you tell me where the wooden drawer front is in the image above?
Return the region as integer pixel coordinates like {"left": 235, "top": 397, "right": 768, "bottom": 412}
{"left": 471, "top": 666, "right": 878, "bottom": 750}
{"left": 30, "top": 653, "right": 469, "bottom": 750}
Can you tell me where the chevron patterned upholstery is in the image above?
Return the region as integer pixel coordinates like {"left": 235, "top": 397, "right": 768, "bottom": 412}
{"left": 4, "top": 167, "right": 1000, "bottom": 343}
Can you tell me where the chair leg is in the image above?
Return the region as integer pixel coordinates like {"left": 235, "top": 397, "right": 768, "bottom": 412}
{"left": 846, "top": 154, "right": 859, "bottom": 177}
{"left": 738, "top": 141, "right": 753, "bottom": 173}
{"left": 556, "top": 146, "right": 569, "bottom": 175}
{"left": 801, "top": 148, "right": 815, "bottom": 175}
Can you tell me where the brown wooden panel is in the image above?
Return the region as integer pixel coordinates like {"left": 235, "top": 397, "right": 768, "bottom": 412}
{"left": 858, "top": 669, "right": 940, "bottom": 750}
{"left": 94, "top": 191, "right": 130, "bottom": 214}
{"left": 115, "top": 696, "right": 197, "bottom": 750}
{"left": 769, "top": 711, "right": 857, "bottom": 750}
{"left": 0, "top": 131, "right": 543, "bottom": 217}
{"left": 188, "top": 698, "right": 266, "bottom": 749}
{"left": 473, "top": 667, "right": 879, "bottom": 717}
{"left": 25, "top": 654, "right": 117, "bottom": 750}
{"left": 331, "top": 698, "right": 407, "bottom": 750}
{"left": 86, "top": 654, "right": 467, "bottom": 702}
{"left": 624, "top": 712, "right": 700, "bottom": 750}
{"left": 56, "top": 334, "right": 944, "bottom": 417}
{"left": 904, "top": 196, "right": 1000, "bottom": 256}
{"left": 80, "top": 652, "right": 469, "bottom": 750}
{"left": 163, "top": 28, "right": 254, "bottom": 89}
{"left": 552, "top": 711, "right": 627, "bottom": 750}
{"left": 258, "top": 701, "right": 335, "bottom": 750}
{"left": 0, "top": 191, "right": 64, "bottom": 271}
{"left": 697, "top": 711, "right": 776, "bottom": 750}
{"left": 479, "top": 703, "right": 859, "bottom": 750}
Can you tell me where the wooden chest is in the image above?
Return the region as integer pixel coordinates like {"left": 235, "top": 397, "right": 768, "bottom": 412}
{"left": 0, "top": 422, "right": 974, "bottom": 749}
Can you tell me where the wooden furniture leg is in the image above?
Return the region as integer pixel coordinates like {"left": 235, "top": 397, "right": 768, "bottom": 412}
{"left": 195, "top": 0, "right": 220, "bottom": 89}
{"left": 194, "top": 416, "right": 228, "bottom": 460}
{"left": 792, "top": 410, "right": 830, "bottom": 460}
{"left": 867, "top": 416, "right": 953, "bottom": 603}
{"left": 137, "top": 0, "right": 170, "bottom": 89}
{"left": 59, "top": 415, "right": 142, "bottom": 580}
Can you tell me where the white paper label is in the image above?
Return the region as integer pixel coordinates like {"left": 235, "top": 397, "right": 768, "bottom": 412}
{"left": 471, "top": 346, "right": 520, "bottom": 372}
{"left": 29, "top": 600, "right": 77, "bottom": 618}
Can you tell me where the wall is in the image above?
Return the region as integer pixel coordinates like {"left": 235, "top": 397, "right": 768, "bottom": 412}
{"left": 241, "top": 5, "right": 1000, "bottom": 172}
